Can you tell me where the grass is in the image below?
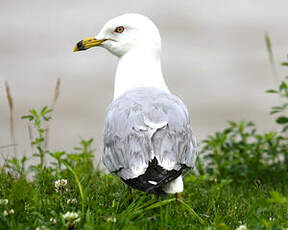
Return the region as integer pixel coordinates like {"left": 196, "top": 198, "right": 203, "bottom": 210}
{"left": 0, "top": 163, "right": 287, "bottom": 230}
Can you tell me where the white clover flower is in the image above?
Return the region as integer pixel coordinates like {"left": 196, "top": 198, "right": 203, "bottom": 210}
{"left": 0, "top": 199, "right": 8, "bottom": 205}
{"left": 9, "top": 209, "right": 14, "bottom": 214}
{"left": 67, "top": 198, "right": 77, "bottom": 205}
{"left": 63, "top": 211, "right": 80, "bottom": 229}
{"left": 3, "top": 210, "right": 8, "bottom": 216}
{"left": 236, "top": 225, "right": 248, "bottom": 230}
{"left": 54, "top": 179, "right": 67, "bottom": 193}
{"left": 50, "top": 217, "right": 57, "bottom": 224}
{"left": 63, "top": 211, "right": 80, "bottom": 222}
{"left": 106, "top": 217, "right": 117, "bottom": 223}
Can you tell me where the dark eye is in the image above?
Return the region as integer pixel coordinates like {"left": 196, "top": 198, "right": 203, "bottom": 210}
{"left": 114, "top": 26, "right": 125, "bottom": 33}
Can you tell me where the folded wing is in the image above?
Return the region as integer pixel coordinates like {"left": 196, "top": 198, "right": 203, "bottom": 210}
{"left": 102, "top": 87, "right": 197, "bottom": 190}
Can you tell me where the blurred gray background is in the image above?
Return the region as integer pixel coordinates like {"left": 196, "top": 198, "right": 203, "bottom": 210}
{"left": 1, "top": 0, "right": 288, "bottom": 160}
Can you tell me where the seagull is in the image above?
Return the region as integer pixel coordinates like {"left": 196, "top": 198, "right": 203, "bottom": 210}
{"left": 73, "top": 13, "right": 198, "bottom": 196}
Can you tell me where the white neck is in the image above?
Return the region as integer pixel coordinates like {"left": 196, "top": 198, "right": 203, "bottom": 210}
{"left": 113, "top": 48, "right": 169, "bottom": 100}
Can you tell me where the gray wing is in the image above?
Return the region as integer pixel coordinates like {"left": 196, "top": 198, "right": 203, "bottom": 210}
{"left": 102, "top": 87, "right": 198, "bottom": 180}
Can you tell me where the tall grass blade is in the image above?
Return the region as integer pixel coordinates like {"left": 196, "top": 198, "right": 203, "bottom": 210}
{"left": 265, "top": 32, "right": 280, "bottom": 87}
{"left": 45, "top": 78, "right": 61, "bottom": 149}
{"left": 144, "top": 198, "right": 176, "bottom": 211}
{"left": 5, "top": 81, "right": 17, "bottom": 157}
{"left": 63, "top": 160, "right": 85, "bottom": 216}
{"left": 177, "top": 199, "right": 205, "bottom": 225}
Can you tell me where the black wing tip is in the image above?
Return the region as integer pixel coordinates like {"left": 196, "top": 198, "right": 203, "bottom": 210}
{"left": 121, "top": 158, "right": 185, "bottom": 195}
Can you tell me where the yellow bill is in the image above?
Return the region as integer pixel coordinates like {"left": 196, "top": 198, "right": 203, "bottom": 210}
{"left": 73, "top": 37, "right": 106, "bottom": 52}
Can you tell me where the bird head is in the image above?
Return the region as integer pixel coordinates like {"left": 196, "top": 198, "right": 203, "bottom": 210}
{"left": 73, "top": 13, "right": 161, "bottom": 57}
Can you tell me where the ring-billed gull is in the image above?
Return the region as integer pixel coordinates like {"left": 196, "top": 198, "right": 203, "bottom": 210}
{"left": 73, "top": 13, "right": 198, "bottom": 195}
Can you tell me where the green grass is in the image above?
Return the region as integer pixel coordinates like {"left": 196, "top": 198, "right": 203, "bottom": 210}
{"left": 0, "top": 164, "right": 287, "bottom": 230}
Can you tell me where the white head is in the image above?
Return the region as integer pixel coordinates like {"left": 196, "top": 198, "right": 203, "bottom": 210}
{"left": 74, "top": 13, "right": 162, "bottom": 57}
{"left": 74, "top": 13, "right": 169, "bottom": 99}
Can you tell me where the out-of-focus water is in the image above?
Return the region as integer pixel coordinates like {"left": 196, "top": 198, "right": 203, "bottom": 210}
{"left": 1, "top": 0, "right": 288, "bottom": 161}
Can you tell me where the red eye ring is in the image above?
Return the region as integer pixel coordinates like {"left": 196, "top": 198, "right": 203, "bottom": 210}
{"left": 114, "top": 26, "right": 125, "bottom": 33}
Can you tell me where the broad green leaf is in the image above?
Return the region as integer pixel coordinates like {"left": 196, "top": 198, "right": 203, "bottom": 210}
{"left": 276, "top": 116, "right": 288, "bottom": 124}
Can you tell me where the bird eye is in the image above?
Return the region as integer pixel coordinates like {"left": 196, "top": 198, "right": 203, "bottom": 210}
{"left": 114, "top": 26, "right": 125, "bottom": 33}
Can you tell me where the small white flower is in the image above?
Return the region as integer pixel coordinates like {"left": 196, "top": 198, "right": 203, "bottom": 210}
{"left": 106, "top": 217, "right": 117, "bottom": 223}
{"left": 0, "top": 199, "right": 8, "bottom": 205}
{"left": 63, "top": 211, "right": 80, "bottom": 222}
{"left": 9, "top": 209, "right": 14, "bottom": 214}
{"left": 67, "top": 198, "right": 77, "bottom": 205}
{"left": 3, "top": 210, "right": 8, "bottom": 216}
{"left": 236, "top": 225, "right": 248, "bottom": 230}
{"left": 55, "top": 179, "right": 67, "bottom": 193}
{"left": 50, "top": 217, "right": 56, "bottom": 224}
